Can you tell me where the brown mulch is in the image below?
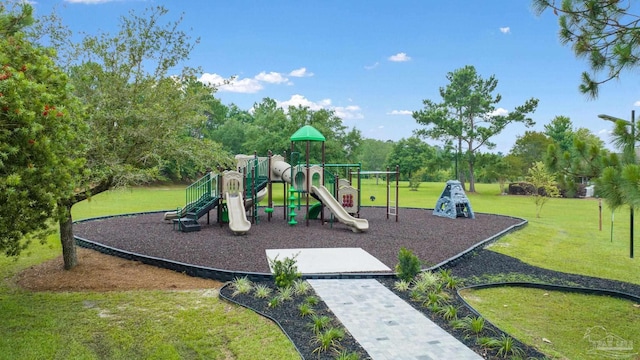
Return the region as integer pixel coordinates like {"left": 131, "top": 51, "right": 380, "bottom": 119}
{"left": 16, "top": 247, "right": 222, "bottom": 292}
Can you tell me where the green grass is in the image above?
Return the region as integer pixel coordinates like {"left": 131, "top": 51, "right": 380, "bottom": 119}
{"left": 71, "top": 185, "right": 185, "bottom": 220}
{"left": 460, "top": 287, "right": 640, "bottom": 359}
{"left": 0, "top": 286, "right": 299, "bottom": 360}
{"left": 0, "top": 184, "right": 301, "bottom": 360}
{"left": 3, "top": 180, "right": 640, "bottom": 359}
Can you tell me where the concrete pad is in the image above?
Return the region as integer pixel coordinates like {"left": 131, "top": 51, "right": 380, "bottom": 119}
{"left": 265, "top": 248, "right": 391, "bottom": 274}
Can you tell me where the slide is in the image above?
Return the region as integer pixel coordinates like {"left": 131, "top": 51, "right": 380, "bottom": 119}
{"left": 226, "top": 192, "right": 251, "bottom": 235}
{"left": 311, "top": 185, "right": 369, "bottom": 233}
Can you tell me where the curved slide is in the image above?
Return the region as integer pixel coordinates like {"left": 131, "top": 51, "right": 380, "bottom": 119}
{"left": 226, "top": 192, "right": 251, "bottom": 235}
{"left": 311, "top": 185, "right": 369, "bottom": 232}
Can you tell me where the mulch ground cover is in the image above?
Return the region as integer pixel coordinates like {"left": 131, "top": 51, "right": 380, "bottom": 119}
{"left": 73, "top": 206, "right": 523, "bottom": 273}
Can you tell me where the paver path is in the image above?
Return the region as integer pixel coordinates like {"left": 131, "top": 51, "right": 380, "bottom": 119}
{"left": 308, "top": 279, "right": 482, "bottom": 360}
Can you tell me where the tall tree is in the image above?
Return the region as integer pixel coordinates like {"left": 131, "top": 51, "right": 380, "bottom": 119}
{"left": 413, "top": 65, "right": 538, "bottom": 192}
{"left": 41, "top": 6, "right": 233, "bottom": 269}
{"left": 532, "top": 0, "right": 640, "bottom": 98}
{"left": 243, "top": 98, "right": 363, "bottom": 164}
{"left": 546, "top": 127, "right": 606, "bottom": 197}
{"left": 509, "top": 131, "right": 554, "bottom": 176}
{"left": 384, "top": 137, "right": 431, "bottom": 180}
{"left": 543, "top": 116, "right": 575, "bottom": 153}
{"left": 0, "top": 4, "right": 85, "bottom": 257}
{"left": 357, "top": 139, "right": 393, "bottom": 171}
{"left": 244, "top": 98, "right": 290, "bottom": 156}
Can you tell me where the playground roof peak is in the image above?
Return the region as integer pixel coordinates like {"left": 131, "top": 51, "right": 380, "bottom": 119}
{"left": 290, "top": 125, "right": 326, "bottom": 142}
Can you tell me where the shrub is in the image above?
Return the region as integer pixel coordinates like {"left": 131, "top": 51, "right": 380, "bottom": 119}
{"left": 269, "top": 254, "right": 301, "bottom": 288}
{"left": 395, "top": 247, "right": 421, "bottom": 281}
{"left": 507, "top": 182, "right": 536, "bottom": 195}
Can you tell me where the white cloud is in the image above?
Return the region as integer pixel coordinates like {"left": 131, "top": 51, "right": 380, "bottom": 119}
{"left": 634, "top": 100, "right": 640, "bottom": 106}
{"left": 278, "top": 94, "right": 328, "bottom": 111}
{"left": 199, "top": 73, "right": 263, "bottom": 93}
{"left": 200, "top": 67, "right": 314, "bottom": 93}
{"left": 364, "top": 62, "right": 379, "bottom": 70}
{"left": 255, "top": 71, "right": 289, "bottom": 84}
{"left": 289, "top": 67, "right": 314, "bottom": 77}
{"left": 490, "top": 108, "right": 509, "bottom": 116}
{"left": 334, "top": 105, "right": 364, "bottom": 120}
{"left": 598, "top": 128, "right": 613, "bottom": 138}
{"left": 276, "top": 95, "right": 364, "bottom": 120}
{"left": 388, "top": 52, "right": 411, "bottom": 62}
{"left": 500, "top": 27, "right": 511, "bottom": 34}
{"left": 387, "top": 110, "right": 412, "bottom": 115}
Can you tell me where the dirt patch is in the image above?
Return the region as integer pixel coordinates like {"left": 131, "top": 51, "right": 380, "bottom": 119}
{"left": 15, "top": 248, "right": 222, "bottom": 292}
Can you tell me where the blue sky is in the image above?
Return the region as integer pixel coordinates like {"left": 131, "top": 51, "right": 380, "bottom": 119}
{"left": 30, "top": 0, "right": 640, "bottom": 154}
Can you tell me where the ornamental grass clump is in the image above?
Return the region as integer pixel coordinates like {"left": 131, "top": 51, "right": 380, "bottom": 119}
{"left": 308, "top": 315, "right": 332, "bottom": 334}
{"left": 298, "top": 303, "right": 315, "bottom": 317}
{"left": 312, "top": 327, "right": 345, "bottom": 355}
{"left": 451, "top": 316, "right": 486, "bottom": 339}
{"left": 253, "top": 283, "right": 272, "bottom": 299}
{"left": 230, "top": 276, "right": 253, "bottom": 297}
{"left": 277, "top": 286, "right": 294, "bottom": 302}
{"left": 292, "top": 279, "right": 311, "bottom": 295}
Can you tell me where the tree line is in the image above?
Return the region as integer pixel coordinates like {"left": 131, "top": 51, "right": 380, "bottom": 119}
{"left": 2, "top": 1, "right": 638, "bottom": 268}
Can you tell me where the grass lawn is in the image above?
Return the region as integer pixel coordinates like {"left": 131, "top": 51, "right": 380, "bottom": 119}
{"left": 461, "top": 287, "right": 640, "bottom": 359}
{"left": 2, "top": 180, "right": 639, "bottom": 359}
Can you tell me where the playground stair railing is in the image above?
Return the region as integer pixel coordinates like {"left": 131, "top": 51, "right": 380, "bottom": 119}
{"left": 174, "top": 173, "right": 220, "bottom": 232}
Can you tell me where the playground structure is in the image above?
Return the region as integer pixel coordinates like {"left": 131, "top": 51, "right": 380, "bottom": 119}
{"left": 165, "top": 125, "right": 400, "bottom": 235}
{"left": 433, "top": 180, "right": 475, "bottom": 219}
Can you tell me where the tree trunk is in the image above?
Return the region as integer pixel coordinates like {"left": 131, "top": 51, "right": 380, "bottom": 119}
{"left": 468, "top": 160, "right": 476, "bottom": 192}
{"left": 59, "top": 203, "right": 77, "bottom": 270}
{"left": 457, "top": 137, "right": 466, "bottom": 190}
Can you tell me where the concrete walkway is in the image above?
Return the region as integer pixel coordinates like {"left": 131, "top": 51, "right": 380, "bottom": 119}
{"left": 308, "top": 279, "right": 482, "bottom": 360}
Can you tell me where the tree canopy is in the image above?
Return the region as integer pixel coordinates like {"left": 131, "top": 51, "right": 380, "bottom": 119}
{"left": 509, "top": 131, "right": 554, "bottom": 175}
{"left": 533, "top": 0, "right": 640, "bottom": 98}
{"left": 413, "top": 65, "right": 538, "bottom": 192}
{"left": 0, "top": 3, "right": 85, "bottom": 256}
{"left": 37, "top": 5, "right": 234, "bottom": 269}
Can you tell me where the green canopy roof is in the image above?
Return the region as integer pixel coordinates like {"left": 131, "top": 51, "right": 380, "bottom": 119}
{"left": 290, "top": 125, "right": 326, "bottom": 142}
